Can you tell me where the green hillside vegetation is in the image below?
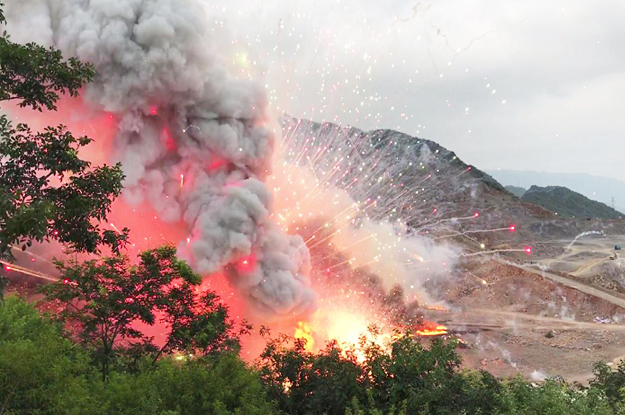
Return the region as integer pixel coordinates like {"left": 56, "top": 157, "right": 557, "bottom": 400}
{"left": 522, "top": 185, "right": 623, "bottom": 219}
{"left": 505, "top": 185, "right": 527, "bottom": 198}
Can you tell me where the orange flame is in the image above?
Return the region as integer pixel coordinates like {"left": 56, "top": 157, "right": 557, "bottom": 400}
{"left": 294, "top": 321, "right": 315, "bottom": 351}
{"left": 425, "top": 304, "right": 448, "bottom": 312}
{"left": 415, "top": 321, "right": 448, "bottom": 337}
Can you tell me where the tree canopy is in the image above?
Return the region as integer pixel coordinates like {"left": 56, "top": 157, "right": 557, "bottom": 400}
{"left": 42, "top": 245, "right": 244, "bottom": 381}
{"left": 0, "top": 2, "right": 127, "bottom": 295}
{"left": 0, "top": 2, "right": 94, "bottom": 111}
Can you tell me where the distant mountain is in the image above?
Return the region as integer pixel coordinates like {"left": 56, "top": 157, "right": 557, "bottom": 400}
{"left": 521, "top": 185, "right": 623, "bottom": 219}
{"left": 487, "top": 170, "right": 625, "bottom": 212}
{"left": 505, "top": 185, "right": 526, "bottom": 198}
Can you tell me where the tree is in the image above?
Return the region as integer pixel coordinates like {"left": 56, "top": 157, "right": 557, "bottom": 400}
{"left": 155, "top": 288, "right": 248, "bottom": 363}
{"left": 0, "top": 295, "right": 274, "bottom": 415}
{"left": 42, "top": 245, "right": 242, "bottom": 381}
{"left": 102, "top": 355, "right": 276, "bottom": 415}
{"left": 0, "top": 122, "right": 128, "bottom": 257}
{"left": 0, "top": 2, "right": 128, "bottom": 296}
{"left": 591, "top": 361, "right": 625, "bottom": 411}
{"left": 259, "top": 335, "right": 368, "bottom": 415}
{"left": 0, "top": 3, "right": 94, "bottom": 111}
{"left": 0, "top": 296, "right": 99, "bottom": 415}
{"left": 361, "top": 335, "right": 467, "bottom": 414}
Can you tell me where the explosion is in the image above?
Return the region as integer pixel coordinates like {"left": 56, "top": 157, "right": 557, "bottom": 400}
{"left": 4, "top": 0, "right": 463, "bottom": 352}
{"left": 294, "top": 321, "right": 314, "bottom": 351}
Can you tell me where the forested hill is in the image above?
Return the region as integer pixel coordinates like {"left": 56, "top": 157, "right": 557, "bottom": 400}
{"left": 521, "top": 185, "right": 623, "bottom": 219}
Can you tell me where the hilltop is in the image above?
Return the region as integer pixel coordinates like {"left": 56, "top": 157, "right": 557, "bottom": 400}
{"left": 521, "top": 185, "right": 623, "bottom": 219}
{"left": 505, "top": 185, "right": 527, "bottom": 198}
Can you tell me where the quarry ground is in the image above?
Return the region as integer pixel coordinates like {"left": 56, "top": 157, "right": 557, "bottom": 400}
{"left": 428, "top": 235, "right": 625, "bottom": 383}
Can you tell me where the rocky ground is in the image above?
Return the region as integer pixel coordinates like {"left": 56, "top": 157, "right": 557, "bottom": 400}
{"left": 425, "top": 255, "right": 625, "bottom": 382}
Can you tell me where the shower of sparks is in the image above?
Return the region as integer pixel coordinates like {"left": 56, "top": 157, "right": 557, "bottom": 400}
{"left": 2, "top": 1, "right": 533, "bottom": 356}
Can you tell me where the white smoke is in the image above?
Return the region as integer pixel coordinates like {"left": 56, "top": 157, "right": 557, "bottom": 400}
{"left": 4, "top": 0, "right": 315, "bottom": 316}
{"left": 268, "top": 143, "right": 458, "bottom": 302}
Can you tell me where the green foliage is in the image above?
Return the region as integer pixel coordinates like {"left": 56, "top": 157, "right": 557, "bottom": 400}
{"left": 0, "top": 2, "right": 94, "bottom": 112}
{"left": 345, "top": 395, "right": 407, "bottom": 415}
{"left": 591, "top": 361, "right": 625, "bottom": 411}
{"left": 2, "top": 296, "right": 625, "bottom": 415}
{"left": 260, "top": 336, "right": 367, "bottom": 415}
{"left": 42, "top": 245, "right": 241, "bottom": 381}
{"left": 0, "top": 2, "right": 124, "bottom": 298}
{"left": 502, "top": 376, "right": 612, "bottom": 415}
{"left": 99, "top": 355, "right": 275, "bottom": 415}
{"left": 521, "top": 185, "right": 622, "bottom": 219}
{"left": 0, "top": 118, "right": 129, "bottom": 258}
{"left": 0, "top": 296, "right": 99, "bottom": 415}
{"left": 259, "top": 332, "right": 619, "bottom": 415}
{"left": 0, "top": 296, "right": 274, "bottom": 415}
{"left": 362, "top": 335, "right": 466, "bottom": 413}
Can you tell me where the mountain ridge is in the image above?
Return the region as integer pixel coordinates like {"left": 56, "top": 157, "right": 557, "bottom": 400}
{"left": 521, "top": 185, "right": 623, "bottom": 219}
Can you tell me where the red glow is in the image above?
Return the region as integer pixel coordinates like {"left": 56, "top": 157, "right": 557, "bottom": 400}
{"left": 164, "top": 128, "right": 176, "bottom": 151}
{"left": 235, "top": 255, "right": 257, "bottom": 274}
{"left": 432, "top": 208, "right": 437, "bottom": 214}
{"left": 4, "top": 266, "right": 11, "bottom": 271}
{"left": 473, "top": 211, "right": 479, "bottom": 217}
{"left": 509, "top": 225, "right": 516, "bottom": 232}
{"left": 524, "top": 246, "right": 532, "bottom": 254}
{"left": 52, "top": 230, "right": 59, "bottom": 236}
{"left": 63, "top": 278, "right": 70, "bottom": 284}
{"left": 208, "top": 157, "right": 228, "bottom": 171}
{"left": 150, "top": 106, "right": 158, "bottom": 116}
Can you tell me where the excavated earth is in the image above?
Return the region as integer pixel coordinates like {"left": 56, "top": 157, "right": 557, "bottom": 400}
{"left": 424, "top": 254, "right": 625, "bottom": 383}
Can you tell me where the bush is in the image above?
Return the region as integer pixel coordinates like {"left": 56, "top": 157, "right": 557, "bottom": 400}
{"left": 0, "top": 296, "right": 99, "bottom": 415}
{"left": 99, "top": 355, "right": 275, "bottom": 415}
{"left": 0, "top": 296, "right": 273, "bottom": 415}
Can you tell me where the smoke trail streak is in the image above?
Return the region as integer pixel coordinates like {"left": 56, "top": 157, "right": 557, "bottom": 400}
{"left": 434, "top": 226, "right": 514, "bottom": 240}
{"left": 566, "top": 231, "right": 605, "bottom": 250}
{"left": 458, "top": 249, "right": 528, "bottom": 258}
{"left": 0, "top": 260, "right": 57, "bottom": 282}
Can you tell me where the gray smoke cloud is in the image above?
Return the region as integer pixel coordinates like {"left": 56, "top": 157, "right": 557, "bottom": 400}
{"left": 4, "top": 0, "right": 316, "bottom": 316}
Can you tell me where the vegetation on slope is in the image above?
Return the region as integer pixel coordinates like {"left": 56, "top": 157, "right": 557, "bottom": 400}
{"left": 505, "top": 185, "right": 527, "bottom": 198}
{"left": 522, "top": 185, "right": 623, "bottom": 219}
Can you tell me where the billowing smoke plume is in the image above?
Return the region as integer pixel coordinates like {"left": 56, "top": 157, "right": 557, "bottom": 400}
{"left": 5, "top": 0, "right": 315, "bottom": 316}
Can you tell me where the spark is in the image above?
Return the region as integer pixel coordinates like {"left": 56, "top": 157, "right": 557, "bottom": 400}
{"left": 0, "top": 260, "right": 57, "bottom": 282}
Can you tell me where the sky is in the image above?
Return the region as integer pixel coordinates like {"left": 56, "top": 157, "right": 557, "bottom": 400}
{"left": 203, "top": 0, "right": 625, "bottom": 182}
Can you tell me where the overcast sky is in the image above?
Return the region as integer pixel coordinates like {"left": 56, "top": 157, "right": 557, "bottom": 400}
{"left": 205, "top": 0, "right": 625, "bottom": 182}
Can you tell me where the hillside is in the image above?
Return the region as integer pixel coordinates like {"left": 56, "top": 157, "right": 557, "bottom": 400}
{"left": 280, "top": 116, "right": 567, "bottom": 249}
{"left": 521, "top": 185, "right": 623, "bottom": 219}
{"left": 506, "top": 185, "right": 527, "bottom": 198}
{"left": 488, "top": 170, "right": 625, "bottom": 213}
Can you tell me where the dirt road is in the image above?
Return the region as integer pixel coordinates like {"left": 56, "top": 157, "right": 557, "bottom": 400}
{"left": 494, "top": 256, "right": 625, "bottom": 309}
